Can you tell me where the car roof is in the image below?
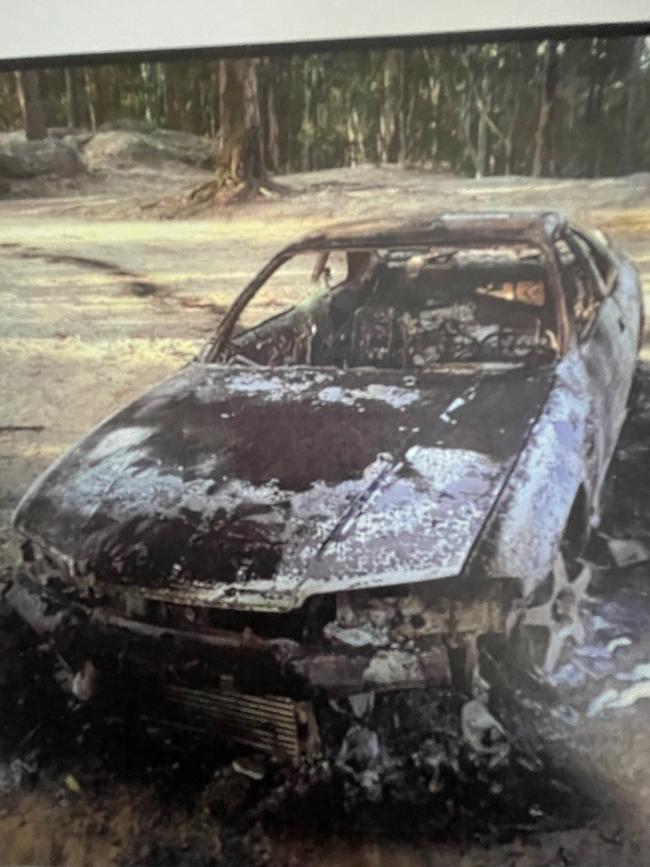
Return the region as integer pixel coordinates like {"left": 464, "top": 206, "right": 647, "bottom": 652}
{"left": 286, "top": 211, "right": 568, "bottom": 252}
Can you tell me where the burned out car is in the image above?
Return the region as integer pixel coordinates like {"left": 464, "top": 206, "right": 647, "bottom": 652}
{"left": 6, "top": 212, "right": 643, "bottom": 760}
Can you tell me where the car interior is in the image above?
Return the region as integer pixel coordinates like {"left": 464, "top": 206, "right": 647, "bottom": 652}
{"left": 227, "top": 246, "right": 559, "bottom": 369}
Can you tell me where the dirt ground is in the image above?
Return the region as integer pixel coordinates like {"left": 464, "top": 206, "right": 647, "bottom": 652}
{"left": 2, "top": 164, "right": 650, "bottom": 865}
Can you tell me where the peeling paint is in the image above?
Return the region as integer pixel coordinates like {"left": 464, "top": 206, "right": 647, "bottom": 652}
{"left": 317, "top": 383, "right": 419, "bottom": 409}
{"left": 14, "top": 362, "right": 553, "bottom": 610}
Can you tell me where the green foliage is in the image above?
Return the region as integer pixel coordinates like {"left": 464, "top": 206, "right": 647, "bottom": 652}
{"left": 2, "top": 35, "right": 648, "bottom": 178}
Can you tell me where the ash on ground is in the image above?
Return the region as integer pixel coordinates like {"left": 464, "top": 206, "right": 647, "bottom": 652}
{"left": 2, "top": 365, "right": 650, "bottom": 866}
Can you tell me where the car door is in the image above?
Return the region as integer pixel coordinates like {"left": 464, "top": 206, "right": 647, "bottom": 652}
{"left": 557, "top": 229, "right": 633, "bottom": 497}
{"left": 574, "top": 230, "right": 640, "bottom": 429}
{"left": 582, "top": 231, "right": 642, "bottom": 368}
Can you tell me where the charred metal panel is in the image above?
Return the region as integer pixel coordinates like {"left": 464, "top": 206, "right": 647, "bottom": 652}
{"left": 14, "top": 362, "right": 553, "bottom": 612}
{"left": 610, "top": 260, "right": 643, "bottom": 396}
{"left": 288, "top": 212, "right": 566, "bottom": 255}
{"left": 327, "top": 584, "right": 506, "bottom": 648}
{"left": 4, "top": 575, "right": 453, "bottom": 699}
{"left": 468, "top": 349, "right": 591, "bottom": 595}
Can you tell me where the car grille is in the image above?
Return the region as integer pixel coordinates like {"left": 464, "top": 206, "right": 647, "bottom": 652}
{"left": 147, "top": 684, "right": 320, "bottom": 760}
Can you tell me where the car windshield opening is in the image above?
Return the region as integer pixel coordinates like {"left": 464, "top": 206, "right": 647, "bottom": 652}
{"left": 216, "top": 243, "right": 558, "bottom": 370}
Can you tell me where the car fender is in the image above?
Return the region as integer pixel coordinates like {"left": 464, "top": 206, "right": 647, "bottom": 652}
{"left": 466, "top": 352, "right": 591, "bottom": 596}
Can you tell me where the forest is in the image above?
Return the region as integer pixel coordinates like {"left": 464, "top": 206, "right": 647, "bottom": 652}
{"left": 0, "top": 34, "right": 649, "bottom": 188}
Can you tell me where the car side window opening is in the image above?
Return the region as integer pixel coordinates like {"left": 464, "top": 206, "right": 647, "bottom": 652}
{"left": 574, "top": 231, "right": 614, "bottom": 290}
{"left": 227, "top": 244, "right": 559, "bottom": 370}
{"left": 234, "top": 250, "right": 347, "bottom": 334}
{"left": 555, "top": 237, "right": 601, "bottom": 340}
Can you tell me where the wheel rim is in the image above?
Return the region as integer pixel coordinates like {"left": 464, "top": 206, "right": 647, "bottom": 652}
{"left": 506, "top": 552, "right": 592, "bottom": 675}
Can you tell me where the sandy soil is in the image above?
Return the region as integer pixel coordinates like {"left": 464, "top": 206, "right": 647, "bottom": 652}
{"left": 2, "top": 164, "right": 650, "bottom": 865}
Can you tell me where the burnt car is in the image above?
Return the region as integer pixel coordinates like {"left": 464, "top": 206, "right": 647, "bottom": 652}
{"left": 6, "top": 212, "right": 643, "bottom": 760}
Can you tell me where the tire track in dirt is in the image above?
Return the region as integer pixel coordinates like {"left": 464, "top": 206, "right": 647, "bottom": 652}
{"left": 0, "top": 242, "right": 227, "bottom": 316}
{"left": 0, "top": 241, "right": 163, "bottom": 298}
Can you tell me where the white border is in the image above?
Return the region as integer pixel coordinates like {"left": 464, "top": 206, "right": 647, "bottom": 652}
{"left": 1, "top": 0, "right": 649, "bottom": 63}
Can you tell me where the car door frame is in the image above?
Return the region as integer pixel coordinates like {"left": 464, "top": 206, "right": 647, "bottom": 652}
{"left": 556, "top": 225, "right": 634, "bottom": 510}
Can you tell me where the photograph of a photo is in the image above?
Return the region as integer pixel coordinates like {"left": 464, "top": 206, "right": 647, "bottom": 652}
{"left": 1, "top": 21, "right": 650, "bottom": 867}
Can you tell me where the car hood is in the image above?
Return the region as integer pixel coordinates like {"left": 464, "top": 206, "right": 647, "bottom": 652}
{"left": 14, "top": 362, "right": 553, "bottom": 611}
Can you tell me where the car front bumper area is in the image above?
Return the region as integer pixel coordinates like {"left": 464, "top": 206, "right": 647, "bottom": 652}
{"left": 3, "top": 573, "right": 451, "bottom": 760}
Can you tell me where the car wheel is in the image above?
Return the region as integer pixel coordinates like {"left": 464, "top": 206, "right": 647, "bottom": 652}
{"left": 506, "top": 550, "right": 592, "bottom": 677}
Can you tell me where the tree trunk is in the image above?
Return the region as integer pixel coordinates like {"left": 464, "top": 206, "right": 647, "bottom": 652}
{"left": 215, "top": 58, "right": 266, "bottom": 190}
{"left": 15, "top": 70, "right": 47, "bottom": 140}
{"left": 301, "top": 60, "right": 315, "bottom": 171}
{"left": 165, "top": 65, "right": 179, "bottom": 130}
{"left": 423, "top": 48, "right": 441, "bottom": 164}
{"left": 503, "top": 77, "right": 522, "bottom": 175}
{"left": 83, "top": 68, "right": 97, "bottom": 131}
{"left": 64, "top": 68, "right": 82, "bottom": 128}
{"left": 346, "top": 107, "right": 366, "bottom": 166}
{"left": 475, "top": 70, "right": 491, "bottom": 177}
{"left": 623, "top": 37, "right": 644, "bottom": 175}
{"left": 532, "top": 40, "right": 558, "bottom": 177}
{"left": 379, "top": 50, "right": 399, "bottom": 163}
{"left": 476, "top": 110, "right": 487, "bottom": 179}
{"left": 140, "top": 63, "right": 154, "bottom": 123}
{"left": 208, "top": 65, "right": 218, "bottom": 138}
{"left": 397, "top": 50, "right": 408, "bottom": 164}
{"left": 262, "top": 59, "right": 280, "bottom": 172}
{"left": 91, "top": 68, "right": 113, "bottom": 128}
